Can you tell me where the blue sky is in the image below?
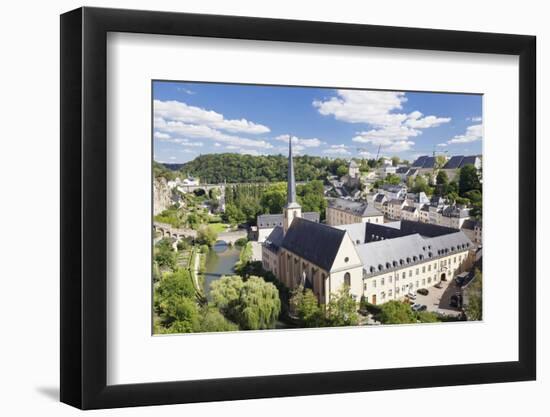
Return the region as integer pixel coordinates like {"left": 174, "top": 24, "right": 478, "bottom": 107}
{"left": 153, "top": 80, "right": 482, "bottom": 163}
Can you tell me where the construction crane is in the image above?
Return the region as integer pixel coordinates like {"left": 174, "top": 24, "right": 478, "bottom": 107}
{"left": 356, "top": 144, "right": 381, "bottom": 160}
{"left": 414, "top": 145, "right": 449, "bottom": 158}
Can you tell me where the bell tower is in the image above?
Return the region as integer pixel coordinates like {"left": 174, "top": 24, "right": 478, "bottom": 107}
{"left": 283, "top": 135, "right": 302, "bottom": 234}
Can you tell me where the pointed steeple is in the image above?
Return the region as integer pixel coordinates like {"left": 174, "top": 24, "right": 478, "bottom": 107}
{"left": 286, "top": 135, "right": 297, "bottom": 206}
{"left": 283, "top": 135, "right": 301, "bottom": 234}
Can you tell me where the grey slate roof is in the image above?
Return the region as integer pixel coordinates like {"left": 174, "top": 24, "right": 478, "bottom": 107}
{"left": 422, "top": 156, "right": 436, "bottom": 168}
{"left": 388, "top": 199, "right": 405, "bottom": 206}
{"left": 327, "top": 198, "right": 382, "bottom": 217}
{"left": 357, "top": 230, "right": 472, "bottom": 276}
{"left": 460, "top": 155, "right": 479, "bottom": 167}
{"left": 406, "top": 169, "right": 418, "bottom": 177}
{"left": 443, "top": 155, "right": 464, "bottom": 169}
{"left": 281, "top": 218, "right": 346, "bottom": 271}
{"left": 336, "top": 222, "right": 368, "bottom": 245}
{"left": 443, "top": 155, "right": 481, "bottom": 170}
{"left": 402, "top": 205, "right": 418, "bottom": 213}
{"left": 374, "top": 194, "right": 387, "bottom": 203}
{"left": 396, "top": 167, "right": 410, "bottom": 174}
{"left": 412, "top": 156, "right": 429, "bottom": 168}
{"left": 441, "top": 206, "right": 470, "bottom": 218}
{"left": 381, "top": 184, "right": 405, "bottom": 193}
{"left": 461, "top": 219, "right": 481, "bottom": 230}
{"left": 257, "top": 212, "right": 320, "bottom": 228}
{"left": 264, "top": 226, "right": 284, "bottom": 252}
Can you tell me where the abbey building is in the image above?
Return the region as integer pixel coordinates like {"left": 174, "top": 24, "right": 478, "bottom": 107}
{"left": 262, "top": 139, "right": 474, "bottom": 305}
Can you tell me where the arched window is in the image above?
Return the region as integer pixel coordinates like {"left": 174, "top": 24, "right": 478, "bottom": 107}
{"left": 344, "top": 272, "right": 351, "bottom": 287}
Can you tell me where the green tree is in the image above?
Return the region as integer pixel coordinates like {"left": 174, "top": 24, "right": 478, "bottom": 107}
{"left": 391, "top": 156, "right": 400, "bottom": 167}
{"left": 154, "top": 238, "right": 176, "bottom": 270}
{"left": 465, "top": 269, "right": 483, "bottom": 321}
{"left": 260, "top": 182, "right": 287, "bottom": 214}
{"left": 198, "top": 307, "right": 239, "bottom": 332}
{"left": 436, "top": 170, "right": 449, "bottom": 186}
{"left": 223, "top": 203, "right": 245, "bottom": 225}
{"left": 210, "top": 275, "right": 281, "bottom": 330}
{"left": 210, "top": 275, "right": 244, "bottom": 314}
{"left": 411, "top": 174, "right": 430, "bottom": 194}
{"left": 459, "top": 164, "right": 481, "bottom": 196}
{"left": 155, "top": 269, "right": 196, "bottom": 306}
{"left": 326, "top": 285, "right": 359, "bottom": 326}
{"left": 464, "top": 189, "right": 482, "bottom": 204}
{"left": 416, "top": 311, "right": 440, "bottom": 323}
{"left": 378, "top": 300, "right": 416, "bottom": 324}
{"left": 386, "top": 173, "right": 401, "bottom": 185}
{"left": 336, "top": 165, "right": 348, "bottom": 177}
{"left": 435, "top": 155, "right": 447, "bottom": 169}
{"left": 196, "top": 225, "right": 218, "bottom": 247}
{"left": 297, "top": 180, "right": 327, "bottom": 218}
{"left": 290, "top": 285, "right": 323, "bottom": 327}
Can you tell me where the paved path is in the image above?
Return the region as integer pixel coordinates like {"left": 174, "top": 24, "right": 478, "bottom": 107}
{"left": 415, "top": 278, "right": 462, "bottom": 317}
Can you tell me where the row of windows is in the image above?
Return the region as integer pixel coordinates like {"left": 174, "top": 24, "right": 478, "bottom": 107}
{"left": 364, "top": 275, "right": 440, "bottom": 292}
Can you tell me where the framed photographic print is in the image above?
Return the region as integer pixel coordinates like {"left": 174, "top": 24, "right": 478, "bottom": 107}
{"left": 60, "top": 6, "right": 536, "bottom": 410}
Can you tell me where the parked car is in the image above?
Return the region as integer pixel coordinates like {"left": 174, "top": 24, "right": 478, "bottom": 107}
{"left": 412, "top": 304, "right": 427, "bottom": 312}
{"left": 434, "top": 283, "right": 443, "bottom": 289}
{"left": 417, "top": 288, "right": 429, "bottom": 296}
{"left": 450, "top": 294, "right": 463, "bottom": 308}
{"left": 406, "top": 292, "right": 417, "bottom": 300}
{"left": 454, "top": 272, "right": 469, "bottom": 287}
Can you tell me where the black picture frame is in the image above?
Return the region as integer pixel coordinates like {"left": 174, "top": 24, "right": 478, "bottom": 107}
{"left": 60, "top": 6, "right": 536, "bottom": 410}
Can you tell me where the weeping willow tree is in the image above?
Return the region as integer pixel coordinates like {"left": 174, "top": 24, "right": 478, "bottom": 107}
{"left": 210, "top": 275, "right": 281, "bottom": 330}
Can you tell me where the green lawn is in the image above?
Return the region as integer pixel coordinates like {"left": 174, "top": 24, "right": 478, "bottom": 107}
{"left": 208, "top": 223, "right": 228, "bottom": 234}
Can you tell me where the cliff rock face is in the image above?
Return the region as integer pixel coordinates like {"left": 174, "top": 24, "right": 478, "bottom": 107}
{"left": 154, "top": 177, "right": 171, "bottom": 215}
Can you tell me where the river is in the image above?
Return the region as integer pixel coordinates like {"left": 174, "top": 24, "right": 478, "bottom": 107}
{"left": 202, "top": 241, "right": 241, "bottom": 298}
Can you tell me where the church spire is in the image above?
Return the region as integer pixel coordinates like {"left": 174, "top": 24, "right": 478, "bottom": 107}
{"left": 283, "top": 135, "right": 301, "bottom": 234}
{"left": 286, "top": 135, "right": 298, "bottom": 207}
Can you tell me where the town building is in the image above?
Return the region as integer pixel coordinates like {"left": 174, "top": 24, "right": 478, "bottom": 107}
{"left": 411, "top": 155, "right": 438, "bottom": 176}
{"left": 461, "top": 219, "right": 482, "bottom": 246}
{"left": 256, "top": 212, "right": 320, "bottom": 243}
{"left": 262, "top": 140, "right": 474, "bottom": 306}
{"left": 373, "top": 193, "right": 387, "bottom": 211}
{"left": 401, "top": 205, "right": 419, "bottom": 221}
{"left": 385, "top": 198, "right": 408, "bottom": 220}
{"left": 441, "top": 155, "right": 482, "bottom": 181}
{"left": 326, "top": 198, "right": 384, "bottom": 226}
{"left": 377, "top": 184, "right": 407, "bottom": 200}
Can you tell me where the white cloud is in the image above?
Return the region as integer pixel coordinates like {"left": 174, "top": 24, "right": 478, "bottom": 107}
{"left": 405, "top": 111, "right": 451, "bottom": 128}
{"left": 358, "top": 150, "right": 374, "bottom": 158}
{"left": 314, "top": 90, "right": 408, "bottom": 125}
{"left": 154, "top": 99, "right": 270, "bottom": 135}
{"left": 314, "top": 90, "right": 450, "bottom": 153}
{"left": 239, "top": 149, "right": 263, "bottom": 156}
{"left": 436, "top": 143, "right": 448, "bottom": 147}
{"left": 447, "top": 124, "right": 483, "bottom": 144}
{"left": 154, "top": 131, "right": 171, "bottom": 140}
{"left": 214, "top": 143, "right": 222, "bottom": 147}
{"left": 155, "top": 118, "right": 273, "bottom": 149}
{"left": 275, "top": 134, "right": 324, "bottom": 148}
{"left": 468, "top": 116, "right": 482, "bottom": 122}
{"left": 169, "top": 156, "right": 177, "bottom": 160}
{"left": 177, "top": 87, "right": 196, "bottom": 95}
{"left": 323, "top": 144, "right": 351, "bottom": 155}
